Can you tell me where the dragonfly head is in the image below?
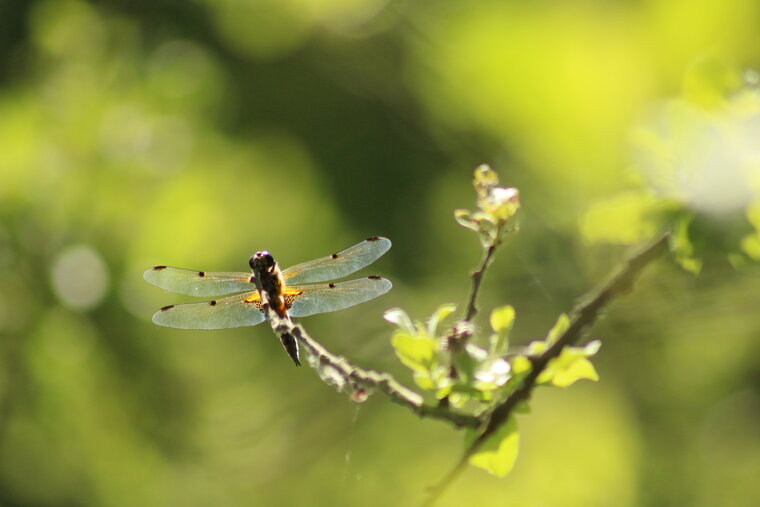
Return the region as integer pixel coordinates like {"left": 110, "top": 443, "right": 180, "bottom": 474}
{"left": 249, "top": 250, "right": 276, "bottom": 272}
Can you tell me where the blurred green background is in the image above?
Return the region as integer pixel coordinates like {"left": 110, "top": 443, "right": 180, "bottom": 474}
{"left": 2, "top": 0, "right": 760, "bottom": 505}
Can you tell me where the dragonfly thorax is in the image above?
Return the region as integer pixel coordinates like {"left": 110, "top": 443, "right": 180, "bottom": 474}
{"left": 249, "top": 250, "right": 285, "bottom": 295}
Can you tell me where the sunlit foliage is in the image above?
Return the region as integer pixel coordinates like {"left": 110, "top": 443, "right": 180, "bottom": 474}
{"left": 1, "top": 0, "right": 760, "bottom": 505}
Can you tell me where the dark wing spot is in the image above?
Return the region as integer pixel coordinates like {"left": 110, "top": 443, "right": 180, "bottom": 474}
{"left": 198, "top": 271, "right": 206, "bottom": 277}
{"left": 367, "top": 236, "right": 381, "bottom": 241}
{"left": 209, "top": 300, "right": 217, "bottom": 306}
{"left": 368, "top": 275, "right": 381, "bottom": 280}
{"left": 329, "top": 283, "right": 336, "bottom": 288}
{"left": 153, "top": 266, "right": 167, "bottom": 270}
{"left": 160, "top": 305, "right": 175, "bottom": 311}
{"left": 249, "top": 276, "right": 256, "bottom": 283}
{"left": 331, "top": 253, "right": 339, "bottom": 259}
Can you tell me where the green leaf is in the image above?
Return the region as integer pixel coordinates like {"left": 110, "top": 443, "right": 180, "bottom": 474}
{"left": 454, "top": 209, "right": 478, "bottom": 231}
{"left": 510, "top": 355, "right": 531, "bottom": 374}
{"left": 427, "top": 303, "right": 457, "bottom": 337}
{"left": 490, "top": 305, "right": 515, "bottom": 333}
{"left": 741, "top": 233, "right": 760, "bottom": 261}
{"left": 383, "top": 307, "right": 415, "bottom": 333}
{"left": 679, "top": 257, "right": 702, "bottom": 274}
{"left": 460, "top": 165, "right": 521, "bottom": 244}
{"left": 448, "top": 391, "right": 469, "bottom": 407}
{"left": 413, "top": 371, "right": 436, "bottom": 390}
{"left": 391, "top": 330, "right": 437, "bottom": 373}
{"left": 465, "top": 343, "right": 488, "bottom": 362}
{"left": 546, "top": 314, "right": 570, "bottom": 344}
{"left": 473, "top": 163, "right": 499, "bottom": 189}
{"left": 583, "top": 339, "right": 602, "bottom": 355}
{"left": 452, "top": 346, "right": 477, "bottom": 380}
{"left": 467, "top": 417, "right": 520, "bottom": 477}
{"left": 548, "top": 357, "right": 599, "bottom": 387}
{"left": 415, "top": 363, "right": 452, "bottom": 392}
{"left": 537, "top": 343, "right": 601, "bottom": 388}
{"left": 489, "top": 305, "right": 515, "bottom": 355}
{"left": 481, "top": 187, "right": 520, "bottom": 223}
{"left": 526, "top": 340, "right": 548, "bottom": 355}
{"left": 669, "top": 216, "right": 703, "bottom": 274}
{"left": 435, "top": 384, "right": 453, "bottom": 399}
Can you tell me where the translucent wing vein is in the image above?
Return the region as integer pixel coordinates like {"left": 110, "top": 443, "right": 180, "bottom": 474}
{"left": 282, "top": 237, "right": 391, "bottom": 284}
{"left": 144, "top": 266, "right": 254, "bottom": 297}
{"left": 287, "top": 277, "right": 392, "bottom": 318}
{"left": 152, "top": 292, "right": 265, "bottom": 329}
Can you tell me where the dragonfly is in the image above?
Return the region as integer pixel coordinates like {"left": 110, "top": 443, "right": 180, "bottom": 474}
{"left": 144, "top": 237, "right": 392, "bottom": 365}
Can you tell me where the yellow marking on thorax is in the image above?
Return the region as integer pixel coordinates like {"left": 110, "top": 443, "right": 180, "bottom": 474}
{"left": 243, "top": 293, "right": 261, "bottom": 304}
{"left": 244, "top": 288, "right": 304, "bottom": 310}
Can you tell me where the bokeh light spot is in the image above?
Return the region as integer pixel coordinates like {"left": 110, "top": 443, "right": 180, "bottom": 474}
{"left": 50, "top": 245, "right": 109, "bottom": 310}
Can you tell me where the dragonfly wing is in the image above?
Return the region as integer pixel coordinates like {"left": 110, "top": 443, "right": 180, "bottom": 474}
{"left": 144, "top": 266, "right": 254, "bottom": 296}
{"left": 287, "top": 277, "right": 392, "bottom": 318}
{"left": 282, "top": 237, "right": 391, "bottom": 284}
{"left": 152, "top": 292, "right": 265, "bottom": 329}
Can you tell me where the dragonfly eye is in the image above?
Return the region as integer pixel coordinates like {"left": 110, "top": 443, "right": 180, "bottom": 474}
{"left": 249, "top": 251, "right": 275, "bottom": 270}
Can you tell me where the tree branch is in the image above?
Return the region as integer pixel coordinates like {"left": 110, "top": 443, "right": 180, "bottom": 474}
{"left": 255, "top": 289, "right": 482, "bottom": 429}
{"left": 464, "top": 244, "right": 497, "bottom": 322}
{"left": 424, "top": 230, "right": 673, "bottom": 504}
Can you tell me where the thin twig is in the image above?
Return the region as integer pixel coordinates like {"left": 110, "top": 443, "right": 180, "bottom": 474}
{"left": 464, "top": 244, "right": 497, "bottom": 322}
{"left": 424, "top": 230, "right": 673, "bottom": 504}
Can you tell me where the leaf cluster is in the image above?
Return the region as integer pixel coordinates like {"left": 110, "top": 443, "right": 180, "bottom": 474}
{"left": 387, "top": 166, "right": 601, "bottom": 480}
{"left": 454, "top": 164, "right": 520, "bottom": 248}
{"left": 386, "top": 305, "right": 601, "bottom": 478}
